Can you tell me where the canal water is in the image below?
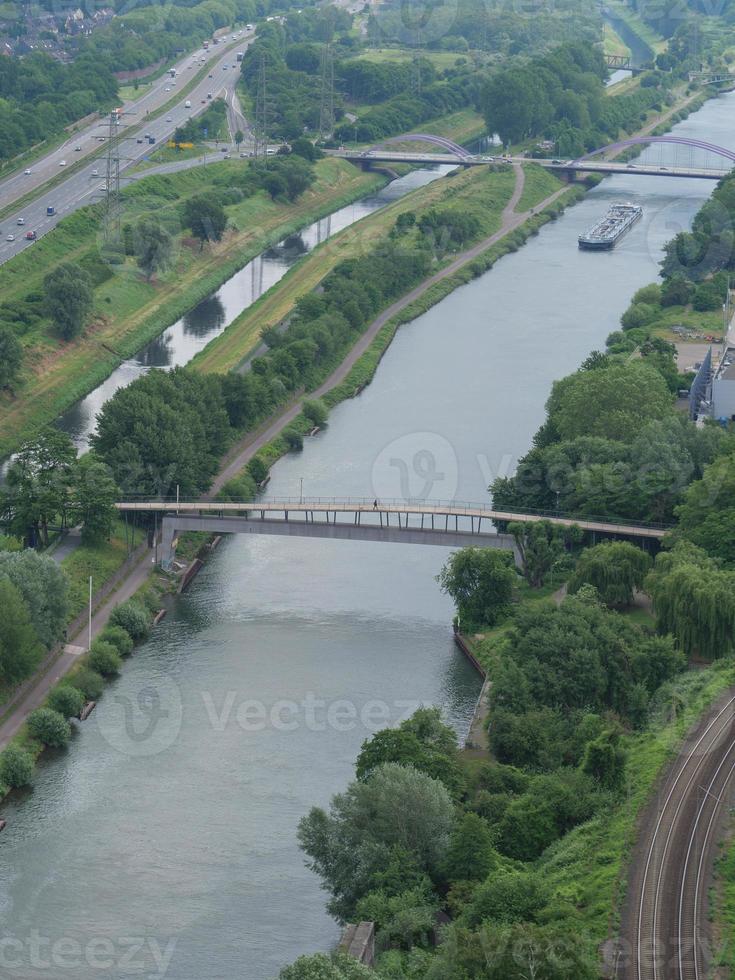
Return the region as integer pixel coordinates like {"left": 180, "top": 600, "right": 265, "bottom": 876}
{"left": 1, "top": 93, "right": 733, "bottom": 980}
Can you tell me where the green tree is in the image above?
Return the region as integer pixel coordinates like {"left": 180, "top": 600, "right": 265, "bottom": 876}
{"left": 568, "top": 541, "right": 652, "bottom": 609}
{"left": 88, "top": 640, "right": 122, "bottom": 676}
{"left": 437, "top": 548, "right": 516, "bottom": 629}
{"left": 184, "top": 193, "right": 227, "bottom": 247}
{"left": 67, "top": 667, "right": 104, "bottom": 701}
{"left": 234, "top": 129, "right": 244, "bottom": 146}
{"left": 4, "top": 428, "right": 76, "bottom": 547}
{"left": 507, "top": 520, "right": 578, "bottom": 588}
{"left": 674, "top": 452, "right": 735, "bottom": 564}
{"left": 44, "top": 262, "right": 93, "bottom": 340}
{"left": 109, "top": 599, "right": 150, "bottom": 642}
{"left": 98, "top": 625, "right": 134, "bottom": 656}
{"left": 279, "top": 953, "right": 374, "bottom": 980}
{"left": 0, "top": 577, "right": 43, "bottom": 684}
{"left": 27, "top": 707, "right": 71, "bottom": 747}
{"left": 73, "top": 453, "right": 119, "bottom": 543}
{"left": 444, "top": 812, "right": 498, "bottom": 883}
{"left": 546, "top": 362, "right": 672, "bottom": 443}
{"left": 298, "top": 763, "right": 455, "bottom": 920}
{"left": 464, "top": 869, "right": 548, "bottom": 926}
{"left": 581, "top": 728, "right": 627, "bottom": 791}
{"left": 133, "top": 217, "right": 173, "bottom": 281}
{"left": 47, "top": 684, "right": 86, "bottom": 718}
{"left": 0, "top": 744, "right": 34, "bottom": 789}
{"left": 0, "top": 551, "right": 68, "bottom": 648}
{"left": 302, "top": 398, "right": 328, "bottom": 427}
{"left": 0, "top": 324, "right": 23, "bottom": 389}
{"left": 646, "top": 543, "right": 735, "bottom": 660}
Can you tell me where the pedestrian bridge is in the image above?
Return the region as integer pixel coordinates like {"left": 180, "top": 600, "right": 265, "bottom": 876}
{"left": 114, "top": 498, "right": 669, "bottom": 571}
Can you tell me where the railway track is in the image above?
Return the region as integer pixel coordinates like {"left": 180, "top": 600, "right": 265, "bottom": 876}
{"left": 616, "top": 691, "right": 735, "bottom": 980}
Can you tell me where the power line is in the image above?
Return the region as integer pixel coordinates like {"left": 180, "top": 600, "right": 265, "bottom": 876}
{"left": 254, "top": 54, "right": 269, "bottom": 162}
{"left": 318, "top": 42, "right": 335, "bottom": 141}
{"left": 104, "top": 108, "right": 122, "bottom": 247}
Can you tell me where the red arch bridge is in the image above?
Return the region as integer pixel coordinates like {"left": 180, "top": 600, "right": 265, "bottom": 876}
{"left": 114, "top": 498, "right": 669, "bottom": 571}
{"left": 331, "top": 134, "right": 735, "bottom": 180}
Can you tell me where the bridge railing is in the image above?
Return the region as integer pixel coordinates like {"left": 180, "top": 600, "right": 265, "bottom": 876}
{"left": 114, "top": 495, "right": 674, "bottom": 531}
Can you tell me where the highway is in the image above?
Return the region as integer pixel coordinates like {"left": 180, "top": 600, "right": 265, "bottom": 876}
{"left": 0, "top": 30, "right": 253, "bottom": 266}
{"left": 616, "top": 690, "right": 735, "bottom": 980}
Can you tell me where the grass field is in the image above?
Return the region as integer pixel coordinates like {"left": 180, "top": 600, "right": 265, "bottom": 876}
{"left": 60, "top": 519, "right": 132, "bottom": 621}
{"left": 0, "top": 157, "right": 386, "bottom": 458}
{"left": 516, "top": 164, "right": 564, "bottom": 213}
{"left": 356, "top": 47, "right": 481, "bottom": 70}
{"left": 193, "top": 163, "right": 517, "bottom": 374}
{"left": 603, "top": 22, "right": 631, "bottom": 59}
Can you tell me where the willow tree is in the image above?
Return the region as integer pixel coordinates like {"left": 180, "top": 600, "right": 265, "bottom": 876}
{"left": 646, "top": 544, "right": 735, "bottom": 660}
{"left": 568, "top": 541, "right": 652, "bottom": 609}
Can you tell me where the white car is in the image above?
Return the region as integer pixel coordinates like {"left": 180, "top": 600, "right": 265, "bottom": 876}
{"left": 6, "top": 234, "right": 14, "bottom": 242}
{"left": 165, "top": 86, "right": 171, "bottom": 92}
{"left": 16, "top": 217, "right": 24, "bottom": 225}
{"left": 24, "top": 168, "right": 31, "bottom": 175}
{"left": 74, "top": 145, "right": 81, "bottom": 151}
{"left": 166, "top": 117, "right": 172, "bottom": 122}
{"left": 91, "top": 168, "right": 99, "bottom": 177}
{"left": 59, "top": 159, "right": 66, "bottom": 166}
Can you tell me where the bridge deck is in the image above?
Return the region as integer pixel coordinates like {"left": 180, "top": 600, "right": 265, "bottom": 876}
{"left": 116, "top": 499, "right": 669, "bottom": 540}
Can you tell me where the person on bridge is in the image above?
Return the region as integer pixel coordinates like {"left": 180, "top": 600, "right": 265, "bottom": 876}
{"left": 373, "top": 499, "right": 378, "bottom": 510}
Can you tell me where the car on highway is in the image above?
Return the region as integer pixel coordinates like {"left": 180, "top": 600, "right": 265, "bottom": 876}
{"left": 208, "top": 73, "right": 213, "bottom": 78}
{"left": 25, "top": 231, "right": 36, "bottom": 240}
{"left": 6, "top": 234, "right": 14, "bottom": 242}
{"left": 16, "top": 217, "right": 24, "bottom": 225}
{"left": 166, "top": 117, "right": 172, "bottom": 122}
{"left": 24, "top": 169, "right": 31, "bottom": 175}
{"left": 165, "top": 86, "right": 171, "bottom": 92}
{"left": 627, "top": 163, "right": 636, "bottom": 169}
{"left": 92, "top": 168, "right": 99, "bottom": 176}
{"left": 74, "top": 145, "right": 82, "bottom": 151}
{"left": 59, "top": 159, "right": 66, "bottom": 166}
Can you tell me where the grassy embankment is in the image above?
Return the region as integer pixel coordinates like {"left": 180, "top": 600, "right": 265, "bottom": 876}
{"left": 603, "top": 21, "right": 631, "bottom": 59}
{"left": 0, "top": 157, "right": 387, "bottom": 459}
{"left": 712, "top": 830, "right": 735, "bottom": 970}
{"left": 605, "top": 0, "right": 667, "bottom": 55}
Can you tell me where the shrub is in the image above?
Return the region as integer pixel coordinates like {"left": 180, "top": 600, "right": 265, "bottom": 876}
{"left": 283, "top": 427, "right": 304, "bottom": 452}
{"left": 247, "top": 456, "right": 269, "bottom": 485}
{"left": 0, "top": 744, "right": 34, "bottom": 788}
{"left": 98, "top": 625, "right": 134, "bottom": 657}
{"left": 302, "top": 398, "right": 328, "bottom": 427}
{"left": 67, "top": 667, "right": 105, "bottom": 701}
{"left": 27, "top": 708, "right": 72, "bottom": 748}
{"left": 47, "top": 685, "right": 86, "bottom": 718}
{"left": 109, "top": 599, "right": 150, "bottom": 642}
{"left": 621, "top": 302, "right": 657, "bottom": 330}
{"left": 88, "top": 641, "right": 123, "bottom": 677}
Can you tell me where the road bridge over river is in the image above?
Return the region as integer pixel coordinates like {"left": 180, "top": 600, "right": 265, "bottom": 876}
{"left": 331, "top": 134, "right": 735, "bottom": 181}
{"left": 115, "top": 498, "right": 669, "bottom": 570}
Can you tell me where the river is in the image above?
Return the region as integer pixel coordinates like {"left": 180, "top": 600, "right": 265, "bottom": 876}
{"left": 1, "top": 92, "right": 733, "bottom": 980}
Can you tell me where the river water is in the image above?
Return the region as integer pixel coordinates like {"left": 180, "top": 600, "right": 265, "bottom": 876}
{"left": 1, "top": 93, "right": 733, "bottom": 980}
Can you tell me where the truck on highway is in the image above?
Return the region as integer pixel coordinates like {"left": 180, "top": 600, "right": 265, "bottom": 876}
{"left": 203, "top": 40, "right": 209, "bottom": 49}
{"left": 46, "top": 206, "right": 55, "bottom": 216}
{"left": 236, "top": 51, "right": 244, "bottom": 61}
{"left": 169, "top": 68, "right": 177, "bottom": 78}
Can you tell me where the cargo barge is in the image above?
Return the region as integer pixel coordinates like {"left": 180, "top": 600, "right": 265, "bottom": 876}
{"left": 578, "top": 202, "right": 643, "bottom": 250}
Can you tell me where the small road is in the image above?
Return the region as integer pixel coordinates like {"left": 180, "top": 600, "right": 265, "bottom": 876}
{"left": 615, "top": 689, "right": 735, "bottom": 980}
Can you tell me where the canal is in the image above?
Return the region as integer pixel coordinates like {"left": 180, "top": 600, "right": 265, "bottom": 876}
{"left": 1, "top": 92, "right": 733, "bottom": 979}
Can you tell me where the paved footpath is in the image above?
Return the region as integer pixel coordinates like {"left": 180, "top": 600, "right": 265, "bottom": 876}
{"left": 0, "top": 165, "right": 567, "bottom": 749}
